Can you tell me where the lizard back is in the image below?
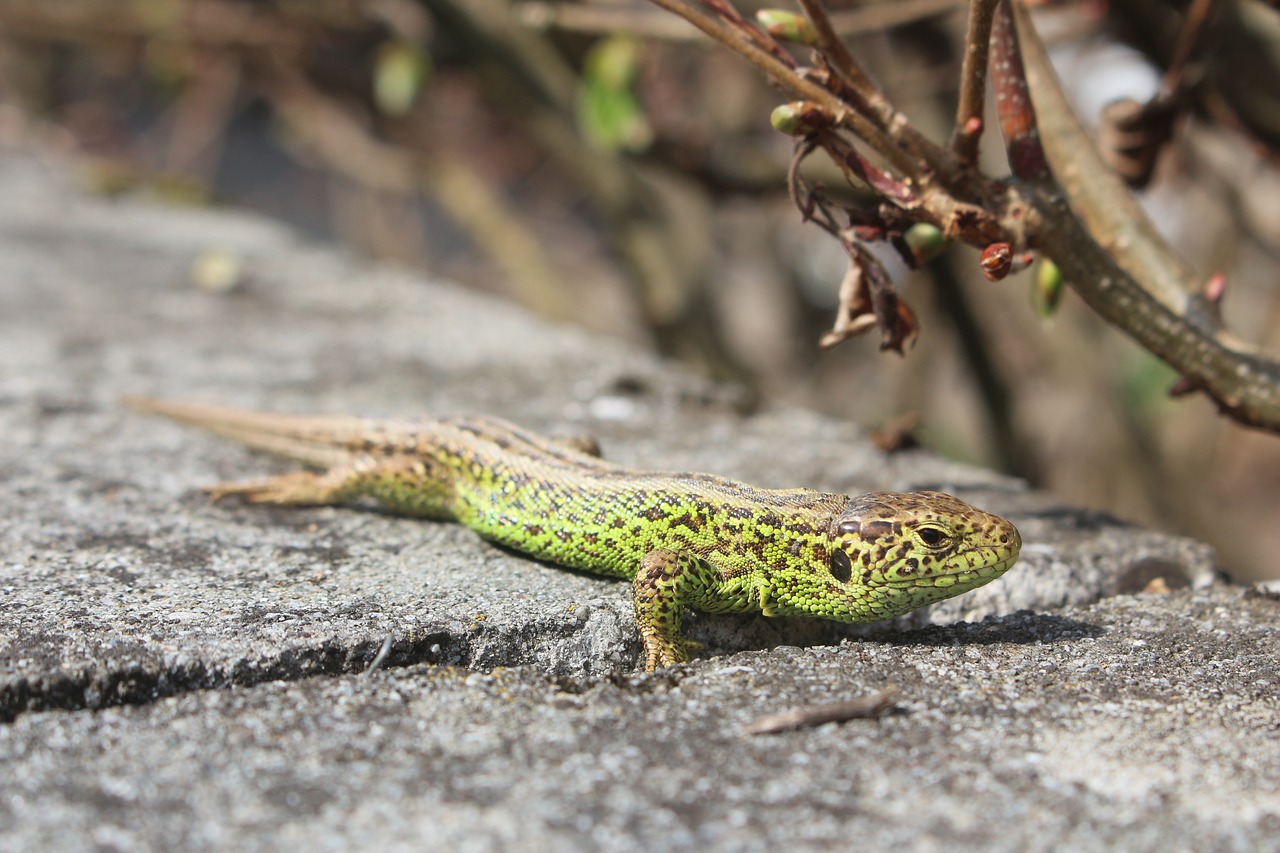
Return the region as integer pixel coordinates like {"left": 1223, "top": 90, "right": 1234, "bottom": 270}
{"left": 360, "top": 415, "right": 851, "bottom": 581}
{"left": 125, "top": 399, "right": 849, "bottom": 581}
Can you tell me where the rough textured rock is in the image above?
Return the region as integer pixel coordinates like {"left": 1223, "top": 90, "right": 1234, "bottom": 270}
{"left": 4, "top": 590, "right": 1278, "bottom": 852}
{"left": 2, "top": 153, "right": 1274, "bottom": 852}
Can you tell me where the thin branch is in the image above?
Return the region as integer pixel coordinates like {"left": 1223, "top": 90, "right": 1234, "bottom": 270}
{"left": 1009, "top": 2, "right": 1280, "bottom": 428}
{"left": 1031, "top": 193, "right": 1280, "bottom": 428}
{"left": 517, "top": 1, "right": 704, "bottom": 39}
{"left": 828, "top": 0, "right": 963, "bottom": 37}
{"left": 796, "top": 0, "right": 958, "bottom": 180}
{"left": 949, "top": 0, "right": 999, "bottom": 165}
{"left": 1160, "top": 0, "right": 1216, "bottom": 99}
{"left": 645, "top": 0, "right": 1010, "bottom": 242}
{"left": 795, "top": 0, "right": 881, "bottom": 106}
{"left": 743, "top": 686, "right": 901, "bottom": 734}
{"left": 644, "top": 0, "right": 922, "bottom": 179}
{"left": 1008, "top": 1, "right": 1187, "bottom": 313}
{"left": 653, "top": 0, "right": 1280, "bottom": 430}
{"left": 702, "top": 0, "right": 798, "bottom": 71}
{"left": 814, "top": 130, "right": 922, "bottom": 208}
{"left": 518, "top": 0, "right": 964, "bottom": 41}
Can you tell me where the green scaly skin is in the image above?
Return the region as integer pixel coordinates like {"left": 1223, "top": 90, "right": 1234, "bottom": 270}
{"left": 126, "top": 398, "right": 1023, "bottom": 671}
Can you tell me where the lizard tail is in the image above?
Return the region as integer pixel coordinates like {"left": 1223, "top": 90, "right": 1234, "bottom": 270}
{"left": 122, "top": 396, "right": 367, "bottom": 469}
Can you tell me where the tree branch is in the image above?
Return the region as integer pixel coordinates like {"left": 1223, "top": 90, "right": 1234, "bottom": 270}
{"left": 795, "top": 0, "right": 882, "bottom": 108}
{"left": 643, "top": 0, "right": 1280, "bottom": 433}
{"left": 795, "top": 0, "right": 964, "bottom": 182}
{"left": 1007, "top": 0, "right": 1201, "bottom": 314}
{"left": 645, "top": 0, "right": 922, "bottom": 179}
{"left": 519, "top": 0, "right": 966, "bottom": 41}
{"left": 949, "top": 0, "right": 998, "bottom": 165}
{"left": 1007, "top": 0, "right": 1280, "bottom": 428}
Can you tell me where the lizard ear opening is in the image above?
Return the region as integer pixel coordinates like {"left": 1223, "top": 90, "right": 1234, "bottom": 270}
{"left": 829, "top": 548, "right": 852, "bottom": 584}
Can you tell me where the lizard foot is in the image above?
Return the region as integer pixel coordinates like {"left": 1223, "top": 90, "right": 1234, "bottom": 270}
{"left": 205, "top": 471, "right": 349, "bottom": 505}
{"left": 642, "top": 634, "right": 691, "bottom": 672}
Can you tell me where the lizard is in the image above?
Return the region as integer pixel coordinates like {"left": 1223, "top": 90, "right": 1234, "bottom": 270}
{"left": 125, "top": 397, "right": 1023, "bottom": 671}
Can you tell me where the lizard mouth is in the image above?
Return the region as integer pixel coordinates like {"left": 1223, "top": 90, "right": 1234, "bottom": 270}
{"left": 882, "top": 553, "right": 1020, "bottom": 589}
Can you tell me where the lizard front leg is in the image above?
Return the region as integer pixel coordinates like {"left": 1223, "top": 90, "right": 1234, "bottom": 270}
{"left": 632, "top": 549, "right": 725, "bottom": 671}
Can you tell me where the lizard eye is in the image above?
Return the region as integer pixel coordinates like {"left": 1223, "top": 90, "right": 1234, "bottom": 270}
{"left": 829, "top": 549, "right": 852, "bottom": 584}
{"left": 917, "top": 526, "right": 947, "bottom": 548}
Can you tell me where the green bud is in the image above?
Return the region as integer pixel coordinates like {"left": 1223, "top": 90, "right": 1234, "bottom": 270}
{"left": 374, "top": 40, "right": 431, "bottom": 116}
{"left": 904, "top": 223, "right": 947, "bottom": 264}
{"left": 770, "top": 101, "right": 829, "bottom": 136}
{"left": 755, "top": 9, "right": 817, "bottom": 45}
{"left": 1032, "top": 257, "right": 1064, "bottom": 318}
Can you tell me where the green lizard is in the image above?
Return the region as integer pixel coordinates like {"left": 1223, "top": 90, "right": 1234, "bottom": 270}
{"left": 126, "top": 397, "right": 1022, "bottom": 671}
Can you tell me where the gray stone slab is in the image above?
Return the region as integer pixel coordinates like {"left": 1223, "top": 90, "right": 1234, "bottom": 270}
{"left": 1, "top": 151, "right": 1270, "bottom": 851}
{"left": 3, "top": 588, "right": 1277, "bottom": 852}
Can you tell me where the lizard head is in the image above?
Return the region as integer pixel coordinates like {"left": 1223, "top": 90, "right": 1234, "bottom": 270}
{"left": 823, "top": 490, "right": 1021, "bottom": 620}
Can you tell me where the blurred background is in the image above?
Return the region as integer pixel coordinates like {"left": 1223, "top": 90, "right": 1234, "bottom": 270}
{"left": 1, "top": 0, "right": 1277, "bottom": 580}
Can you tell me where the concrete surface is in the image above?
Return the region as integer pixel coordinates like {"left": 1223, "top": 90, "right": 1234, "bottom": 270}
{"left": 0, "top": 151, "right": 1276, "bottom": 851}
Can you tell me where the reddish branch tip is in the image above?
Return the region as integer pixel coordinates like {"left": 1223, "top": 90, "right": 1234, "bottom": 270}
{"left": 964, "top": 116, "right": 983, "bottom": 135}
{"left": 1168, "top": 376, "right": 1198, "bottom": 397}
{"left": 980, "top": 243, "right": 1014, "bottom": 280}
{"left": 991, "top": 0, "right": 1049, "bottom": 180}
{"left": 1204, "top": 273, "right": 1227, "bottom": 304}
